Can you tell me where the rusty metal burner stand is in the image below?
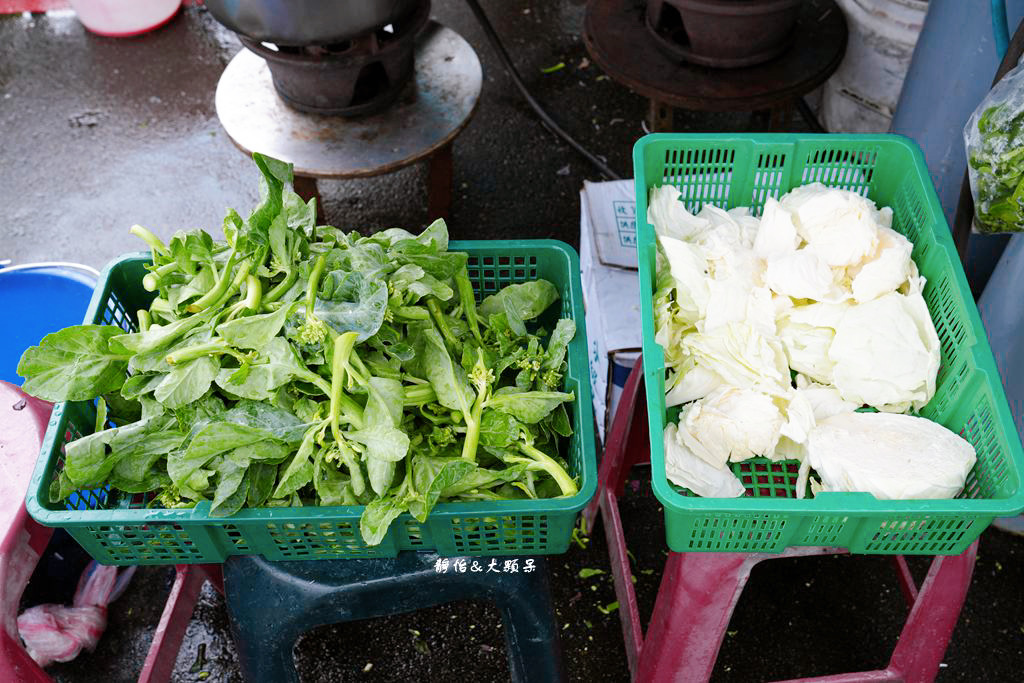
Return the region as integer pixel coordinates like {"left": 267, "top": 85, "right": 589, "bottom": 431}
{"left": 584, "top": 0, "right": 846, "bottom": 133}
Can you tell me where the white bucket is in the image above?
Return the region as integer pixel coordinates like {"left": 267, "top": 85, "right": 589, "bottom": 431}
{"left": 68, "top": 0, "right": 181, "bottom": 37}
{"left": 821, "top": 0, "right": 929, "bottom": 133}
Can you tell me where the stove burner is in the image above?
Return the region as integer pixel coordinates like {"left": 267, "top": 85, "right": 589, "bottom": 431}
{"left": 239, "top": 0, "right": 431, "bottom": 117}
{"left": 645, "top": 0, "right": 802, "bottom": 69}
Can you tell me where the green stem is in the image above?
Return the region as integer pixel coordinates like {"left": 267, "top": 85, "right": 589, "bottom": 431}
{"left": 209, "top": 258, "right": 253, "bottom": 312}
{"left": 223, "top": 301, "right": 246, "bottom": 323}
{"left": 330, "top": 331, "right": 359, "bottom": 443}
{"left": 336, "top": 440, "right": 365, "bottom": 496}
{"left": 147, "top": 297, "right": 176, "bottom": 324}
{"left": 130, "top": 224, "right": 169, "bottom": 259}
{"left": 149, "top": 297, "right": 173, "bottom": 314}
{"left": 186, "top": 250, "right": 239, "bottom": 313}
{"left": 418, "top": 405, "right": 448, "bottom": 424}
{"left": 298, "top": 370, "right": 332, "bottom": 396}
{"left": 165, "top": 339, "right": 246, "bottom": 366}
{"left": 461, "top": 387, "right": 487, "bottom": 463}
{"left": 456, "top": 491, "right": 504, "bottom": 502}
{"left": 403, "top": 384, "right": 436, "bottom": 406}
{"left": 392, "top": 305, "right": 430, "bottom": 321}
{"left": 367, "top": 363, "right": 402, "bottom": 381}
{"left": 242, "top": 274, "right": 262, "bottom": 311}
{"left": 137, "top": 309, "right": 151, "bottom": 332}
{"left": 142, "top": 262, "right": 179, "bottom": 292}
{"left": 336, "top": 394, "right": 365, "bottom": 428}
{"left": 262, "top": 269, "right": 297, "bottom": 305}
{"left": 462, "top": 348, "right": 491, "bottom": 462}
{"left": 427, "top": 299, "right": 460, "bottom": 352}
{"left": 456, "top": 265, "right": 484, "bottom": 345}
{"left": 518, "top": 443, "right": 578, "bottom": 497}
{"left": 306, "top": 252, "right": 329, "bottom": 319}
{"left": 345, "top": 349, "right": 370, "bottom": 388}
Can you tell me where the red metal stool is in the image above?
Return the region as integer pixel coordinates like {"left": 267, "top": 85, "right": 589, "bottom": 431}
{"left": 0, "top": 380, "right": 222, "bottom": 683}
{"left": 583, "top": 357, "right": 978, "bottom": 682}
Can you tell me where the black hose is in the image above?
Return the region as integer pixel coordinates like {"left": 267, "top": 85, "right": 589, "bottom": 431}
{"left": 463, "top": 0, "right": 621, "bottom": 180}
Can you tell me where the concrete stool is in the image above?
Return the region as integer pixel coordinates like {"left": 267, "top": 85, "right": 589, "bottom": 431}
{"left": 223, "top": 552, "right": 565, "bottom": 682}
{"left": 584, "top": 356, "right": 978, "bottom": 682}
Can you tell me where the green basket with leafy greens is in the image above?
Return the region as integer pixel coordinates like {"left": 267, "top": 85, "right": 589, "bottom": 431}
{"left": 22, "top": 154, "right": 596, "bottom": 565}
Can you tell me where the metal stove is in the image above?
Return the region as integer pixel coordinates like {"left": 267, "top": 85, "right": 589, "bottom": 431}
{"left": 207, "top": 0, "right": 481, "bottom": 220}
{"left": 583, "top": 0, "right": 845, "bottom": 132}
{"left": 644, "top": 0, "right": 803, "bottom": 70}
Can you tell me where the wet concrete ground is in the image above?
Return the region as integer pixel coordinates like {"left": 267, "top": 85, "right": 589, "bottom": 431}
{"left": 2, "top": 3, "right": 1023, "bottom": 682}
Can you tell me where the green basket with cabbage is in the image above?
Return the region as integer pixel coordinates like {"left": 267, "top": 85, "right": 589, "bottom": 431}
{"left": 635, "top": 133, "right": 1024, "bottom": 555}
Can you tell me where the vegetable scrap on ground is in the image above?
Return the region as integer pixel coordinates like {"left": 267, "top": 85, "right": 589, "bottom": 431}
{"left": 17, "top": 154, "right": 580, "bottom": 546}
{"left": 649, "top": 182, "right": 976, "bottom": 500}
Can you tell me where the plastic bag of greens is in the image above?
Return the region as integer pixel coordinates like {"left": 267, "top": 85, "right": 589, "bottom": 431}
{"left": 965, "top": 62, "right": 1024, "bottom": 234}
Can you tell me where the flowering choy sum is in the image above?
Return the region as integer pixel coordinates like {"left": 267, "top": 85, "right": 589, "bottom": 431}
{"left": 16, "top": 153, "right": 584, "bottom": 547}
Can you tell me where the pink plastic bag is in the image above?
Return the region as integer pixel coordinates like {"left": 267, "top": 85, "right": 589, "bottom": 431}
{"left": 16, "top": 561, "right": 135, "bottom": 667}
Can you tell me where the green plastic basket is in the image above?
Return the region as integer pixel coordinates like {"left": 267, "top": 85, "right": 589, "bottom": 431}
{"left": 634, "top": 133, "right": 1024, "bottom": 555}
{"left": 25, "top": 240, "right": 596, "bottom": 565}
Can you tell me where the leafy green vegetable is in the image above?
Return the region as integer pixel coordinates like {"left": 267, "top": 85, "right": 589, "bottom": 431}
{"left": 487, "top": 391, "right": 574, "bottom": 424}
{"left": 18, "top": 153, "right": 581, "bottom": 546}
{"left": 969, "top": 102, "right": 1024, "bottom": 233}
{"left": 478, "top": 280, "right": 560, "bottom": 322}
{"left": 18, "top": 326, "right": 130, "bottom": 402}
{"left": 154, "top": 356, "right": 219, "bottom": 408}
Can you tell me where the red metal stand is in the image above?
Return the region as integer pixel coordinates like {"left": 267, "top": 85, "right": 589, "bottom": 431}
{"left": 588, "top": 358, "right": 979, "bottom": 683}
{"left": 137, "top": 564, "right": 222, "bottom": 683}
{"left": 0, "top": 381, "right": 222, "bottom": 683}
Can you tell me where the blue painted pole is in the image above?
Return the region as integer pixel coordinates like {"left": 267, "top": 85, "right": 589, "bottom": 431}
{"left": 993, "top": 0, "right": 1010, "bottom": 58}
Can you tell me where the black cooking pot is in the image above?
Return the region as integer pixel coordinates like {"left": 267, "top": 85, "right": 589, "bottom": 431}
{"left": 205, "top": 0, "right": 421, "bottom": 46}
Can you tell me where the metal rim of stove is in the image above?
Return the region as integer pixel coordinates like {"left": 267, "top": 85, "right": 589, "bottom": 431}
{"left": 644, "top": 0, "right": 802, "bottom": 69}
{"left": 238, "top": 0, "right": 432, "bottom": 118}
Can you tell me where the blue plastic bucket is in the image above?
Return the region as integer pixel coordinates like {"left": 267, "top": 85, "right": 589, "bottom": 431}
{"left": 0, "top": 264, "right": 98, "bottom": 386}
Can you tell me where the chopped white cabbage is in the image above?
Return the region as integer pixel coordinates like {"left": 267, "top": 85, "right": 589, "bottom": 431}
{"left": 806, "top": 412, "right": 976, "bottom": 499}
{"left": 682, "top": 321, "right": 792, "bottom": 397}
{"left": 776, "top": 436, "right": 808, "bottom": 462}
{"left": 677, "top": 387, "right": 785, "bottom": 467}
{"left": 764, "top": 247, "right": 835, "bottom": 300}
{"left": 657, "top": 235, "right": 710, "bottom": 323}
{"left": 776, "top": 302, "right": 851, "bottom": 385}
{"left": 703, "top": 282, "right": 776, "bottom": 336}
{"left": 772, "top": 292, "right": 794, "bottom": 317}
{"left": 849, "top": 227, "right": 914, "bottom": 303}
{"left": 727, "top": 206, "right": 762, "bottom": 246}
{"left": 665, "top": 359, "right": 724, "bottom": 407}
{"left": 754, "top": 197, "right": 800, "bottom": 261}
{"left": 664, "top": 424, "right": 746, "bottom": 498}
{"left": 778, "top": 387, "right": 816, "bottom": 446}
{"left": 793, "top": 377, "right": 860, "bottom": 421}
{"left": 780, "top": 183, "right": 882, "bottom": 267}
{"left": 877, "top": 206, "right": 894, "bottom": 229}
{"left": 648, "top": 185, "right": 710, "bottom": 241}
{"left": 695, "top": 205, "right": 763, "bottom": 283}
{"left": 829, "top": 291, "right": 940, "bottom": 411}
{"left": 646, "top": 181, "right": 947, "bottom": 500}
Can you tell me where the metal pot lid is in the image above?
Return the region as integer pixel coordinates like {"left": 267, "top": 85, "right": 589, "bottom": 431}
{"left": 205, "top": 0, "right": 423, "bottom": 46}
